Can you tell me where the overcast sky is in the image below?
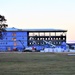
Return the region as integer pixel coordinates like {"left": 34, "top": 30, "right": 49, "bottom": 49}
{"left": 0, "top": 0, "right": 75, "bottom": 43}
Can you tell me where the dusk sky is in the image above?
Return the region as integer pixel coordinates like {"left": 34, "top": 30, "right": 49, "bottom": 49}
{"left": 0, "top": 0, "right": 75, "bottom": 43}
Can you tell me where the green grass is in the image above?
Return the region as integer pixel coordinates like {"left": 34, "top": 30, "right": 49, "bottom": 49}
{"left": 0, "top": 52, "right": 75, "bottom": 75}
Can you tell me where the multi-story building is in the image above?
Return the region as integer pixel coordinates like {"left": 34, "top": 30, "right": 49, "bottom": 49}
{"left": 0, "top": 27, "right": 67, "bottom": 52}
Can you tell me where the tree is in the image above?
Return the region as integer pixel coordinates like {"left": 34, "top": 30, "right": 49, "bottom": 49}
{"left": 0, "top": 15, "right": 8, "bottom": 39}
{"left": 0, "top": 15, "right": 8, "bottom": 28}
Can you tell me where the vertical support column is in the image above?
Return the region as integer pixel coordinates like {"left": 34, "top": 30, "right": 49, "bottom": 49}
{"left": 33, "top": 32, "right": 34, "bottom": 36}
{"left": 49, "top": 32, "right": 51, "bottom": 40}
{"left": 27, "top": 31, "right": 29, "bottom": 46}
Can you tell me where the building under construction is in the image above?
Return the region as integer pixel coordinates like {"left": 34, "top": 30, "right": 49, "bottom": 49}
{"left": 0, "top": 14, "right": 67, "bottom": 52}
{"left": 0, "top": 27, "right": 67, "bottom": 51}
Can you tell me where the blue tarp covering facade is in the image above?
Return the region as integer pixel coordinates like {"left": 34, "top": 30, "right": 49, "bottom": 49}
{"left": 0, "top": 27, "right": 67, "bottom": 52}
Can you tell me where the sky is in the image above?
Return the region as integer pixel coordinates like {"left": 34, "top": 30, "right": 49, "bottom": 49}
{"left": 0, "top": 0, "right": 75, "bottom": 43}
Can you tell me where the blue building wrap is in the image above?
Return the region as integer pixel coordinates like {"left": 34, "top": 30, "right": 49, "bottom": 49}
{"left": 0, "top": 27, "right": 67, "bottom": 52}
{"left": 0, "top": 28, "right": 28, "bottom": 51}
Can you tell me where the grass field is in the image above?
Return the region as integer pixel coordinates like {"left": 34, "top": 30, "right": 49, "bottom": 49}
{"left": 0, "top": 52, "right": 75, "bottom": 75}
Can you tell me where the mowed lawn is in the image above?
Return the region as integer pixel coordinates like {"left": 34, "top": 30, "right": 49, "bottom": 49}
{"left": 0, "top": 52, "right": 75, "bottom": 75}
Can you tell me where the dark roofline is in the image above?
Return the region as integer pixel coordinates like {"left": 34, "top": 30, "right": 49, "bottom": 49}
{"left": 5, "top": 30, "right": 67, "bottom": 32}
{"left": 26, "top": 30, "right": 67, "bottom": 32}
{"left": 5, "top": 28, "right": 67, "bottom": 32}
{"left": 20, "top": 29, "right": 67, "bottom": 32}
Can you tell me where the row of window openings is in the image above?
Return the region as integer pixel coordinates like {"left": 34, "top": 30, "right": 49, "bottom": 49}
{"left": 5, "top": 33, "right": 66, "bottom": 36}
{"left": 29, "top": 42, "right": 61, "bottom": 45}
{"left": 29, "top": 38, "right": 66, "bottom": 40}
{"left": 29, "top": 33, "right": 66, "bottom": 36}
{"left": 1, "top": 38, "right": 65, "bottom": 40}
{"left": 10, "top": 33, "right": 27, "bottom": 36}
{"left": 12, "top": 38, "right": 27, "bottom": 41}
{"left": 5, "top": 36, "right": 27, "bottom": 37}
{"left": 3, "top": 37, "right": 25, "bottom": 40}
{"left": 3, "top": 33, "right": 17, "bottom": 36}
{"left": 0, "top": 42, "right": 24, "bottom": 45}
{"left": 0, "top": 42, "right": 17, "bottom": 44}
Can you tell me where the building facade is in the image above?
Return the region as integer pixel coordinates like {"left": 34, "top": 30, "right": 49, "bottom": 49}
{"left": 0, "top": 27, "right": 67, "bottom": 52}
